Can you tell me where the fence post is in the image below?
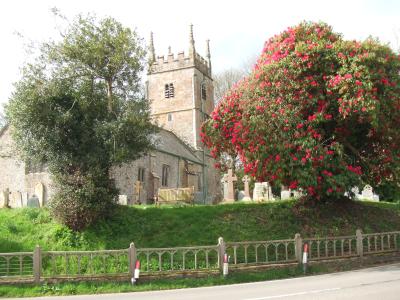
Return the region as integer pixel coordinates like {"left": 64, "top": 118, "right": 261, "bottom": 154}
{"left": 218, "top": 237, "right": 225, "bottom": 273}
{"left": 128, "top": 242, "right": 137, "bottom": 277}
{"left": 356, "top": 229, "right": 363, "bottom": 257}
{"left": 294, "top": 233, "right": 303, "bottom": 263}
{"left": 33, "top": 245, "right": 41, "bottom": 284}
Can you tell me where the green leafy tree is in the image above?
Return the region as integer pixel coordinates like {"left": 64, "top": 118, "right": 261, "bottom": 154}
{"left": 6, "top": 15, "right": 156, "bottom": 230}
{"left": 202, "top": 22, "right": 400, "bottom": 201}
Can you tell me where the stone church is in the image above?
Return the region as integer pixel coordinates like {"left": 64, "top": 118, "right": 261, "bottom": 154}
{"left": 0, "top": 25, "right": 221, "bottom": 207}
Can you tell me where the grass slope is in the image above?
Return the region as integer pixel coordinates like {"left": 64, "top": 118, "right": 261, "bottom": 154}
{"left": 1, "top": 200, "right": 400, "bottom": 252}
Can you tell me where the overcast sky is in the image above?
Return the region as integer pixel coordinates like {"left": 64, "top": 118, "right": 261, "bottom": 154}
{"left": 0, "top": 0, "right": 399, "bottom": 111}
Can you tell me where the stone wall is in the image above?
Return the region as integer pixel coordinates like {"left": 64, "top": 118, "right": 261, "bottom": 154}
{"left": 0, "top": 127, "right": 26, "bottom": 197}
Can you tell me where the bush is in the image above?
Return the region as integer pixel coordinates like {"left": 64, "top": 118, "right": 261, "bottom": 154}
{"left": 49, "top": 170, "right": 117, "bottom": 231}
{"left": 202, "top": 21, "right": 400, "bottom": 200}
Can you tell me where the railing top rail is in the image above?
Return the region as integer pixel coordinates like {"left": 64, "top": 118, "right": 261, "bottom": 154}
{"left": 0, "top": 252, "right": 33, "bottom": 256}
{"left": 43, "top": 249, "right": 128, "bottom": 255}
{"left": 363, "top": 231, "right": 400, "bottom": 237}
{"left": 226, "top": 239, "right": 294, "bottom": 246}
{"left": 138, "top": 245, "right": 218, "bottom": 252}
{"left": 303, "top": 235, "right": 356, "bottom": 241}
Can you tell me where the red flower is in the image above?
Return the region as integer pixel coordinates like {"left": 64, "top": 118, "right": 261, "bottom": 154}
{"left": 355, "top": 80, "right": 362, "bottom": 86}
{"left": 275, "top": 154, "right": 281, "bottom": 162}
{"left": 289, "top": 181, "right": 298, "bottom": 189}
{"left": 344, "top": 74, "right": 352, "bottom": 79}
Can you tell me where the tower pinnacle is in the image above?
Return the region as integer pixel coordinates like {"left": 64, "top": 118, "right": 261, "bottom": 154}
{"left": 189, "top": 24, "right": 195, "bottom": 58}
{"left": 148, "top": 31, "right": 156, "bottom": 65}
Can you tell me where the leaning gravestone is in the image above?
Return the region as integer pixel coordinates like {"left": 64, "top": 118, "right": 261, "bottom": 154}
{"left": 27, "top": 195, "right": 40, "bottom": 208}
{"left": 34, "top": 183, "right": 45, "bottom": 207}
{"left": 9, "top": 191, "right": 23, "bottom": 208}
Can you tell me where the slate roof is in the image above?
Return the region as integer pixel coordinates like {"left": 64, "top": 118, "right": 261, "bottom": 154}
{"left": 153, "top": 129, "right": 203, "bottom": 164}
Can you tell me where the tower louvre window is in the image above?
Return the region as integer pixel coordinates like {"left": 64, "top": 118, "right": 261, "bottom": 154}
{"left": 201, "top": 83, "right": 206, "bottom": 100}
{"left": 164, "top": 83, "right": 175, "bottom": 98}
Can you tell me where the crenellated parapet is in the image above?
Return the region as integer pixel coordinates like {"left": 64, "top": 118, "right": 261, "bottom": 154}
{"left": 148, "top": 25, "right": 211, "bottom": 77}
{"left": 149, "top": 51, "right": 211, "bottom": 77}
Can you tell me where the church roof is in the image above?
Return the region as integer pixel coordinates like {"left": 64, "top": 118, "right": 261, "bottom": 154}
{"left": 153, "top": 129, "right": 203, "bottom": 165}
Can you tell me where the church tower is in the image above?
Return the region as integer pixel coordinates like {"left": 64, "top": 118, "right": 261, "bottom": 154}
{"left": 146, "top": 25, "right": 214, "bottom": 150}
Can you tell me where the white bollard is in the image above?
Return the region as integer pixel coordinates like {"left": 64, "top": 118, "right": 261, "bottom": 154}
{"left": 131, "top": 260, "right": 140, "bottom": 284}
{"left": 223, "top": 253, "right": 229, "bottom": 277}
{"left": 302, "top": 243, "right": 308, "bottom": 274}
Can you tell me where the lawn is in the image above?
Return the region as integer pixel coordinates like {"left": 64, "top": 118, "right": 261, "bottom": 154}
{"left": 1, "top": 199, "right": 400, "bottom": 253}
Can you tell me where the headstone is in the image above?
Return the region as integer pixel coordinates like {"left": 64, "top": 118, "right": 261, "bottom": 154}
{"left": 27, "top": 195, "right": 40, "bottom": 208}
{"left": 22, "top": 192, "right": 28, "bottom": 207}
{"left": 262, "top": 182, "right": 273, "bottom": 201}
{"left": 242, "top": 175, "right": 252, "bottom": 200}
{"left": 222, "top": 169, "right": 237, "bottom": 202}
{"left": 253, "top": 182, "right": 265, "bottom": 201}
{"left": 0, "top": 188, "right": 10, "bottom": 208}
{"left": 361, "top": 185, "right": 374, "bottom": 200}
{"left": 281, "top": 187, "right": 291, "bottom": 200}
{"left": 9, "top": 191, "right": 23, "bottom": 208}
{"left": 237, "top": 191, "right": 246, "bottom": 201}
{"left": 34, "top": 182, "right": 45, "bottom": 207}
{"left": 253, "top": 182, "right": 274, "bottom": 201}
{"left": 118, "top": 195, "right": 128, "bottom": 205}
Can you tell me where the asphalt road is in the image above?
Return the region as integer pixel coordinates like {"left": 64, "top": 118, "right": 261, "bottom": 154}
{"left": 9, "top": 263, "right": 400, "bottom": 300}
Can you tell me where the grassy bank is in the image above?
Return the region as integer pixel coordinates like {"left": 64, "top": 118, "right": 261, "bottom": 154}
{"left": 1, "top": 200, "right": 400, "bottom": 252}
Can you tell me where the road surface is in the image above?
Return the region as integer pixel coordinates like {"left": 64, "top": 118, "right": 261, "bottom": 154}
{"left": 9, "top": 263, "right": 400, "bottom": 300}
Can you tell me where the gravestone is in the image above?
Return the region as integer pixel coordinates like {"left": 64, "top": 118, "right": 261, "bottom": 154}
{"left": 237, "top": 191, "right": 246, "bottom": 201}
{"left": 118, "top": 195, "right": 128, "bottom": 205}
{"left": 34, "top": 182, "right": 45, "bottom": 207}
{"left": 27, "top": 195, "right": 40, "bottom": 208}
{"left": 262, "top": 182, "right": 273, "bottom": 201}
{"left": 222, "top": 169, "right": 237, "bottom": 202}
{"left": 242, "top": 175, "right": 252, "bottom": 200}
{"left": 253, "top": 182, "right": 264, "bottom": 201}
{"left": 253, "top": 182, "right": 273, "bottom": 201}
{"left": 361, "top": 185, "right": 374, "bottom": 200}
{"left": 9, "top": 191, "right": 22, "bottom": 208}
{"left": 0, "top": 188, "right": 10, "bottom": 208}
{"left": 281, "top": 187, "right": 291, "bottom": 200}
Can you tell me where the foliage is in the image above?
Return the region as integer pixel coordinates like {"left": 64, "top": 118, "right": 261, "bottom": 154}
{"left": 202, "top": 21, "right": 400, "bottom": 200}
{"left": 6, "top": 15, "right": 157, "bottom": 230}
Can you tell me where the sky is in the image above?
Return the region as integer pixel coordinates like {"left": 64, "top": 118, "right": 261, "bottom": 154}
{"left": 0, "top": 0, "right": 399, "bottom": 111}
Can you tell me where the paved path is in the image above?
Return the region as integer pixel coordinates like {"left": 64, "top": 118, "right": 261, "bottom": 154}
{"left": 10, "top": 263, "right": 400, "bottom": 300}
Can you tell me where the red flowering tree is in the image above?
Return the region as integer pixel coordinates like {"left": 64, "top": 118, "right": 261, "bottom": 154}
{"left": 201, "top": 22, "right": 400, "bottom": 200}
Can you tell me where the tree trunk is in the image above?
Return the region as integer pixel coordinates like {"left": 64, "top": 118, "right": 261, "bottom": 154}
{"left": 107, "top": 79, "right": 113, "bottom": 113}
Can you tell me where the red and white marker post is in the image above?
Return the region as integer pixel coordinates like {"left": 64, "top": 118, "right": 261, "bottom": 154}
{"left": 302, "top": 243, "right": 308, "bottom": 274}
{"left": 223, "top": 253, "right": 229, "bottom": 277}
{"left": 131, "top": 260, "right": 141, "bottom": 285}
